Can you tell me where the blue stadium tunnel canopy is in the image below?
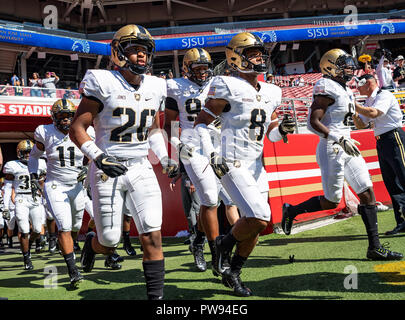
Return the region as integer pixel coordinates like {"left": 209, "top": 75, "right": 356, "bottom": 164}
{"left": 0, "top": 20, "right": 404, "bottom": 55}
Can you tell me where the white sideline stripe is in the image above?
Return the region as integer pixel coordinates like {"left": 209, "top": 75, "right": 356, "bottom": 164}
{"left": 267, "top": 161, "right": 380, "bottom": 182}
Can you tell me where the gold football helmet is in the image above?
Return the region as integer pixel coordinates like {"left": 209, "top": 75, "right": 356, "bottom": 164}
{"left": 226, "top": 32, "right": 269, "bottom": 73}
{"left": 16, "top": 140, "right": 34, "bottom": 162}
{"left": 320, "top": 49, "right": 357, "bottom": 81}
{"left": 183, "top": 48, "right": 213, "bottom": 86}
{"left": 111, "top": 24, "right": 155, "bottom": 75}
{"left": 51, "top": 99, "right": 76, "bottom": 131}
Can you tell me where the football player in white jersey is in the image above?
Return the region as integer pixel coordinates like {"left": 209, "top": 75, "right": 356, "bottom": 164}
{"left": 3, "top": 140, "right": 47, "bottom": 270}
{"left": 69, "top": 24, "right": 178, "bottom": 300}
{"left": 194, "top": 32, "right": 295, "bottom": 296}
{"left": 281, "top": 49, "right": 403, "bottom": 261}
{"left": 165, "top": 48, "right": 240, "bottom": 274}
{"left": 28, "top": 99, "right": 90, "bottom": 288}
{"left": 2, "top": 184, "right": 16, "bottom": 248}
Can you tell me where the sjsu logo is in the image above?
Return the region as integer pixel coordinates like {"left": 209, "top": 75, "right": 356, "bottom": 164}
{"left": 380, "top": 23, "right": 395, "bottom": 35}
{"left": 259, "top": 31, "right": 277, "bottom": 43}
{"left": 71, "top": 40, "right": 90, "bottom": 53}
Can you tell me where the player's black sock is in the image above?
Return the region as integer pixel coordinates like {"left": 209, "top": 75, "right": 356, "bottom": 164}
{"left": 290, "top": 196, "right": 323, "bottom": 217}
{"left": 230, "top": 254, "right": 247, "bottom": 273}
{"left": 358, "top": 204, "right": 380, "bottom": 250}
{"left": 208, "top": 240, "right": 216, "bottom": 256}
{"left": 220, "top": 231, "right": 238, "bottom": 252}
{"left": 63, "top": 252, "right": 76, "bottom": 274}
{"left": 192, "top": 230, "right": 206, "bottom": 246}
{"left": 123, "top": 231, "right": 130, "bottom": 241}
{"left": 143, "top": 259, "right": 165, "bottom": 300}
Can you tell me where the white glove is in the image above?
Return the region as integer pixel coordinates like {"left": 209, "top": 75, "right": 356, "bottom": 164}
{"left": 332, "top": 136, "right": 361, "bottom": 157}
{"left": 328, "top": 132, "right": 361, "bottom": 157}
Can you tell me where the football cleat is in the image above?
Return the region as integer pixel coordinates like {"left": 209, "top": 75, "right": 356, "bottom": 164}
{"left": 367, "top": 244, "right": 403, "bottom": 261}
{"left": 49, "top": 238, "right": 57, "bottom": 254}
{"left": 81, "top": 232, "right": 96, "bottom": 272}
{"left": 104, "top": 254, "right": 122, "bottom": 270}
{"left": 221, "top": 269, "right": 252, "bottom": 297}
{"left": 69, "top": 266, "right": 83, "bottom": 289}
{"left": 189, "top": 244, "right": 207, "bottom": 272}
{"left": 123, "top": 240, "right": 136, "bottom": 256}
{"left": 214, "top": 235, "right": 231, "bottom": 275}
{"left": 24, "top": 256, "right": 34, "bottom": 270}
{"left": 281, "top": 203, "right": 296, "bottom": 236}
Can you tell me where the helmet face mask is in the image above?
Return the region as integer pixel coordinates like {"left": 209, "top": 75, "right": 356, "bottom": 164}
{"left": 111, "top": 25, "right": 155, "bottom": 75}
{"left": 51, "top": 99, "right": 76, "bottom": 132}
{"left": 226, "top": 33, "right": 270, "bottom": 74}
{"left": 335, "top": 54, "right": 357, "bottom": 81}
{"left": 183, "top": 48, "right": 213, "bottom": 86}
{"left": 16, "top": 140, "right": 34, "bottom": 163}
{"left": 320, "top": 49, "right": 358, "bottom": 82}
{"left": 239, "top": 46, "right": 270, "bottom": 74}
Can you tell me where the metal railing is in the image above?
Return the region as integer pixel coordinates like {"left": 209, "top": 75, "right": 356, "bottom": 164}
{"left": 0, "top": 85, "right": 81, "bottom": 100}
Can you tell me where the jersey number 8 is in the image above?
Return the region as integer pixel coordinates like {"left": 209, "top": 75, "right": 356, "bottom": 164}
{"left": 249, "top": 109, "right": 266, "bottom": 141}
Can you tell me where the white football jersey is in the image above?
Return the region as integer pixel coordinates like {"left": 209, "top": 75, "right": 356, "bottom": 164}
{"left": 80, "top": 70, "right": 167, "bottom": 159}
{"left": 308, "top": 77, "right": 355, "bottom": 139}
{"left": 3, "top": 159, "right": 46, "bottom": 194}
{"left": 167, "top": 77, "right": 219, "bottom": 146}
{"left": 206, "top": 76, "right": 282, "bottom": 162}
{"left": 34, "top": 124, "right": 94, "bottom": 184}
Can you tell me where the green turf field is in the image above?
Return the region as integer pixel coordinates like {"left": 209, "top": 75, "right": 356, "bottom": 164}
{"left": 1, "top": 210, "right": 405, "bottom": 300}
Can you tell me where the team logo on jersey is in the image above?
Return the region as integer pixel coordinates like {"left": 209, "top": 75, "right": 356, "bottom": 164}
{"left": 256, "top": 95, "right": 261, "bottom": 102}
{"left": 135, "top": 94, "right": 141, "bottom": 101}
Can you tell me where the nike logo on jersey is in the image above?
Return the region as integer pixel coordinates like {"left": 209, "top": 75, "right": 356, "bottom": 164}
{"left": 145, "top": 97, "right": 152, "bottom": 101}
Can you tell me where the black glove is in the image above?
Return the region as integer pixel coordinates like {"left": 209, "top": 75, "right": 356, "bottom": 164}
{"left": 161, "top": 156, "right": 179, "bottom": 179}
{"left": 30, "top": 173, "right": 42, "bottom": 201}
{"left": 210, "top": 152, "right": 229, "bottom": 179}
{"left": 94, "top": 153, "right": 128, "bottom": 178}
{"left": 2, "top": 209, "right": 10, "bottom": 221}
{"left": 77, "top": 166, "right": 88, "bottom": 183}
{"left": 278, "top": 114, "right": 295, "bottom": 136}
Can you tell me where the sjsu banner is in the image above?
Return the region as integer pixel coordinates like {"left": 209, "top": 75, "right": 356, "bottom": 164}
{"left": 0, "top": 20, "right": 404, "bottom": 54}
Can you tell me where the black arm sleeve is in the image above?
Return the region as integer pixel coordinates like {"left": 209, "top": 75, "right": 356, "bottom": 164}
{"left": 165, "top": 97, "right": 179, "bottom": 112}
